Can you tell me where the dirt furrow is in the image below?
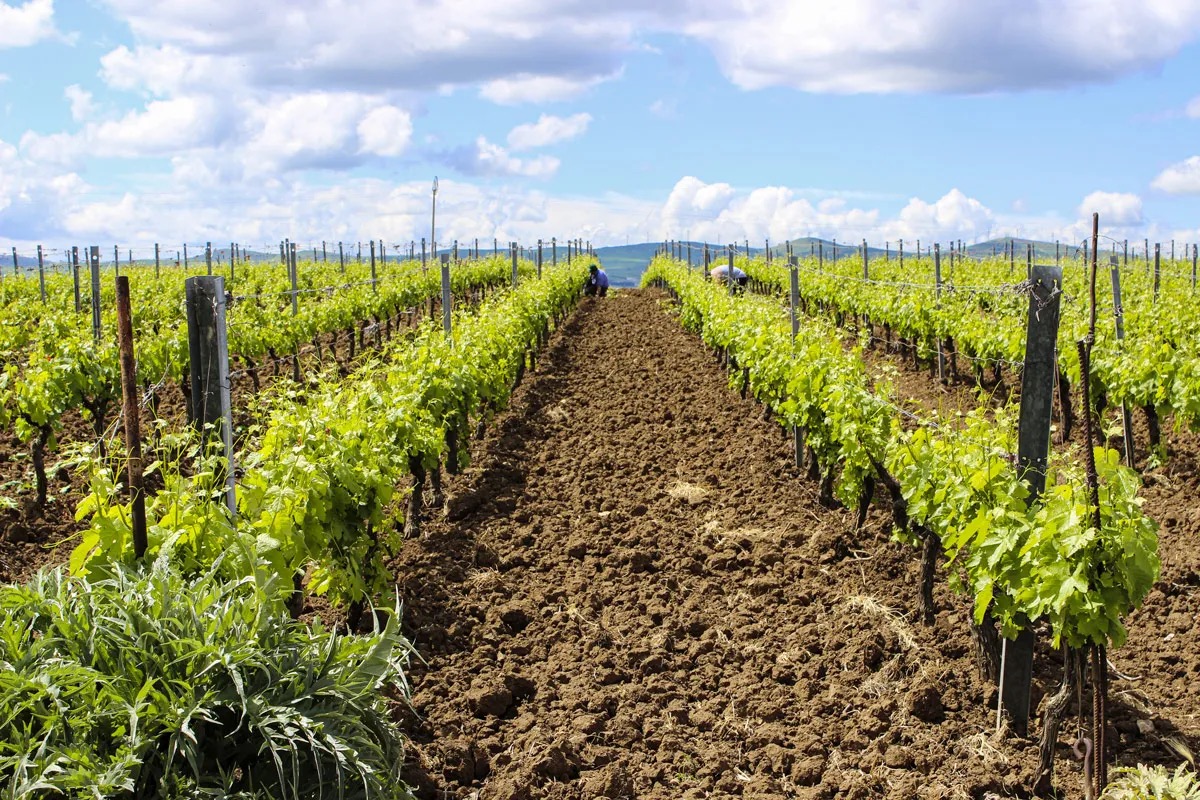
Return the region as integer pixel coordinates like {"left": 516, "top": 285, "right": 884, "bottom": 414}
{"left": 392, "top": 289, "right": 1057, "bottom": 800}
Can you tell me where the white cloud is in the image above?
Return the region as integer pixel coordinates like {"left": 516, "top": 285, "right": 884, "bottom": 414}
{"left": 357, "top": 106, "right": 413, "bottom": 157}
{"left": 507, "top": 113, "right": 592, "bottom": 151}
{"left": 1152, "top": 156, "right": 1200, "bottom": 194}
{"left": 1186, "top": 96, "right": 1200, "bottom": 118}
{"left": 682, "top": 1, "right": 1200, "bottom": 93}
{"left": 467, "top": 137, "right": 560, "bottom": 178}
{"left": 1078, "top": 191, "right": 1143, "bottom": 226}
{"left": 0, "top": 0, "right": 57, "bottom": 49}
{"left": 882, "top": 189, "right": 996, "bottom": 241}
{"left": 100, "top": 44, "right": 237, "bottom": 96}
{"left": 480, "top": 73, "right": 617, "bottom": 105}
{"left": 64, "top": 85, "right": 95, "bottom": 121}
{"left": 21, "top": 96, "right": 227, "bottom": 164}
{"left": 648, "top": 99, "right": 676, "bottom": 119}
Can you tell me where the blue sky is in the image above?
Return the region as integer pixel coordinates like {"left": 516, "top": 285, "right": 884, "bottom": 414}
{"left": 3, "top": 0, "right": 1200, "bottom": 258}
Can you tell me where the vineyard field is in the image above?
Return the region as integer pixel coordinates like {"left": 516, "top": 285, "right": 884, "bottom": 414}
{"left": 379, "top": 290, "right": 1200, "bottom": 799}
{"left": 1, "top": 266, "right": 1198, "bottom": 798}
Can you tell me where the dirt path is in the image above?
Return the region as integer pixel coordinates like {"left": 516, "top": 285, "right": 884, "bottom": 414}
{"left": 391, "top": 289, "right": 1065, "bottom": 799}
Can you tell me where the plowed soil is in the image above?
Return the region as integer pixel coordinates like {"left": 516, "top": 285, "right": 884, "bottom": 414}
{"left": 389, "top": 289, "right": 1198, "bottom": 800}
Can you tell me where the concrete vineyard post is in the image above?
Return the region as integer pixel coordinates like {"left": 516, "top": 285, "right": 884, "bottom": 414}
{"left": 552, "top": 237, "right": 557, "bottom": 266}
{"left": 421, "top": 238, "right": 427, "bottom": 273}
{"left": 1109, "top": 258, "right": 1135, "bottom": 468}
{"left": 441, "top": 253, "right": 452, "bottom": 341}
{"left": 1123, "top": 240, "right": 1128, "bottom": 266}
{"left": 89, "top": 246, "right": 102, "bottom": 344}
{"left": 339, "top": 241, "right": 345, "bottom": 274}
{"left": 9, "top": 246, "right": 15, "bottom": 278}
{"left": 687, "top": 240, "right": 692, "bottom": 270}
{"left": 114, "top": 245, "right": 120, "bottom": 278}
{"left": 818, "top": 241, "right": 823, "bottom": 271}
{"left": 115, "top": 276, "right": 148, "bottom": 557}
{"left": 37, "top": 245, "right": 45, "bottom": 302}
{"left": 185, "top": 275, "right": 237, "bottom": 518}
{"left": 1007, "top": 262, "right": 1065, "bottom": 738}
{"left": 537, "top": 239, "right": 543, "bottom": 279}
{"left": 1193, "top": 244, "right": 1197, "bottom": 290}
{"left": 204, "top": 242, "right": 212, "bottom": 276}
{"left": 184, "top": 243, "right": 189, "bottom": 269}
{"left": 511, "top": 242, "right": 519, "bottom": 289}
{"left": 154, "top": 243, "right": 160, "bottom": 278}
{"left": 861, "top": 239, "right": 868, "bottom": 281}
{"left": 322, "top": 241, "right": 327, "bottom": 263}
{"left": 899, "top": 238, "right": 904, "bottom": 268}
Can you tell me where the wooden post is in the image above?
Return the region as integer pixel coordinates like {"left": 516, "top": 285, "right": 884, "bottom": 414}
{"left": 1153, "top": 243, "right": 1161, "bottom": 299}
{"left": 290, "top": 243, "right": 299, "bottom": 316}
{"left": 72, "top": 247, "right": 81, "bottom": 312}
{"left": 185, "top": 275, "right": 237, "bottom": 517}
{"left": 115, "top": 276, "right": 148, "bottom": 557}
{"left": 1193, "top": 244, "right": 1197, "bottom": 290}
{"left": 440, "top": 253, "right": 452, "bottom": 340}
{"left": 898, "top": 238, "right": 903, "bottom": 268}
{"left": 934, "top": 244, "right": 945, "bottom": 383}
{"left": 727, "top": 245, "right": 735, "bottom": 297}
{"left": 369, "top": 240, "right": 377, "bottom": 292}
{"left": 1110, "top": 258, "right": 1135, "bottom": 467}
{"left": 818, "top": 241, "right": 823, "bottom": 271}
{"left": 421, "top": 237, "right": 427, "bottom": 273}
{"left": 1006, "top": 262, "right": 1064, "bottom": 738}
{"left": 789, "top": 256, "right": 803, "bottom": 468}
{"left": 89, "top": 246, "right": 102, "bottom": 343}
{"left": 511, "top": 242, "right": 519, "bottom": 288}
{"left": 37, "top": 245, "right": 45, "bottom": 302}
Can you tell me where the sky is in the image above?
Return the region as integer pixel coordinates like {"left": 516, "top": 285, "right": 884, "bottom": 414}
{"left": 4, "top": 0, "right": 1200, "bottom": 259}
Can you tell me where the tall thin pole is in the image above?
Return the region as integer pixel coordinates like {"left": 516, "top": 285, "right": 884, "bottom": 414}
{"left": 430, "top": 176, "right": 439, "bottom": 266}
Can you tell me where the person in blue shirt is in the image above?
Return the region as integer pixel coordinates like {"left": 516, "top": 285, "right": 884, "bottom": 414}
{"left": 710, "top": 264, "right": 749, "bottom": 290}
{"left": 585, "top": 264, "right": 609, "bottom": 297}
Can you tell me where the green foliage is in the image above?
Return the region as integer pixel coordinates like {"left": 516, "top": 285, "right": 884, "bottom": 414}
{"left": 0, "top": 561, "right": 414, "bottom": 799}
{"left": 1102, "top": 765, "right": 1200, "bottom": 799}
{"left": 644, "top": 255, "right": 1160, "bottom": 649}
{"left": 70, "top": 258, "right": 591, "bottom": 611}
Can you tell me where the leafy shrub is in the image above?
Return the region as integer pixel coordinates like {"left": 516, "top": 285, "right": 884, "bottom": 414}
{"left": 0, "top": 562, "right": 413, "bottom": 799}
{"left": 1102, "top": 765, "right": 1200, "bottom": 799}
